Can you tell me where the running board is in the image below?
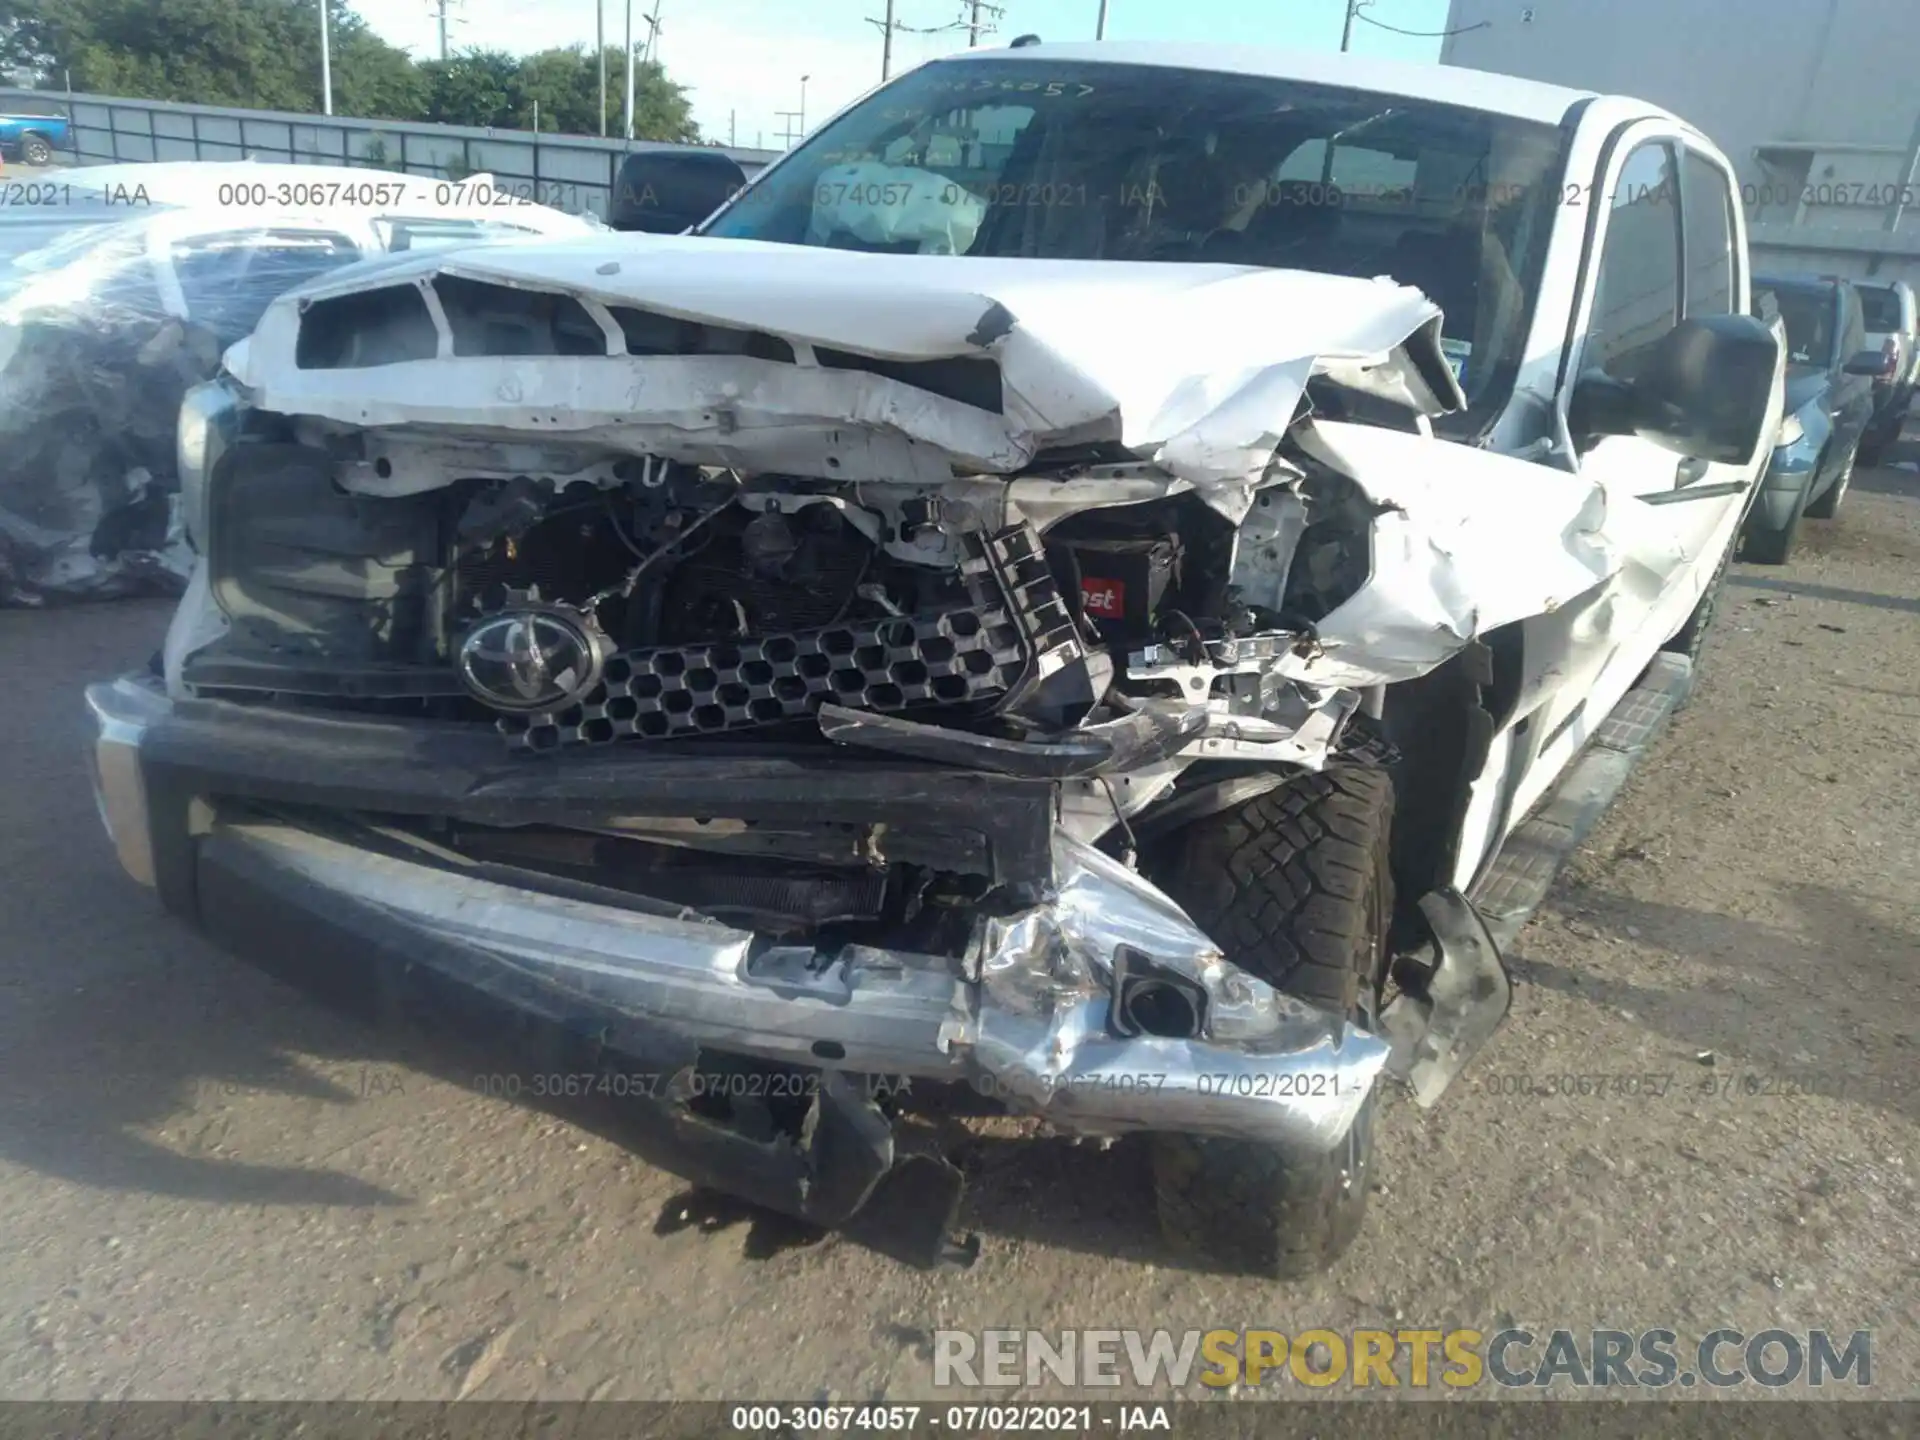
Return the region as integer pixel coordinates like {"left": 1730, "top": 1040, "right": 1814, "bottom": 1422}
{"left": 1469, "top": 652, "right": 1696, "bottom": 950}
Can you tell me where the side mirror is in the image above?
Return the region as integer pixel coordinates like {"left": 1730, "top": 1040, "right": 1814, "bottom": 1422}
{"left": 1842, "top": 349, "right": 1885, "bottom": 376}
{"left": 1569, "top": 313, "right": 1781, "bottom": 463}
{"left": 608, "top": 150, "right": 749, "bottom": 233}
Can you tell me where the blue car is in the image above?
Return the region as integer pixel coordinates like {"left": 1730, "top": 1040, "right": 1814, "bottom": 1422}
{"left": 0, "top": 113, "right": 70, "bottom": 167}
{"left": 1741, "top": 274, "right": 1882, "bottom": 564}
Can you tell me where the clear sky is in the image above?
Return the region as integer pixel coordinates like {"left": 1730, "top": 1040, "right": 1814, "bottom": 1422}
{"left": 365, "top": 0, "right": 1454, "bottom": 151}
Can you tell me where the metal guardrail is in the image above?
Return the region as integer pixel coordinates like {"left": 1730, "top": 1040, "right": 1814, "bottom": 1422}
{"left": 0, "top": 86, "right": 782, "bottom": 219}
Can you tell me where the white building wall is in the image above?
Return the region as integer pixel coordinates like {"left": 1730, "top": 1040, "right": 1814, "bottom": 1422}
{"left": 1441, "top": 0, "right": 1920, "bottom": 283}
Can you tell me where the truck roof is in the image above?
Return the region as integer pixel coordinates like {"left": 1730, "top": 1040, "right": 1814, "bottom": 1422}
{"left": 949, "top": 41, "right": 1601, "bottom": 126}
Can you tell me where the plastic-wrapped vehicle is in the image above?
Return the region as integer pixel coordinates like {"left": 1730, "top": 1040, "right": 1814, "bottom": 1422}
{"left": 88, "top": 46, "right": 1782, "bottom": 1277}
{"left": 0, "top": 162, "right": 596, "bottom": 604}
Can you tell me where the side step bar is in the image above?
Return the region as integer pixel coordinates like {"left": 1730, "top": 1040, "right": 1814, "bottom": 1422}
{"left": 1469, "top": 651, "right": 1696, "bottom": 950}
{"left": 1381, "top": 651, "right": 1696, "bottom": 1106}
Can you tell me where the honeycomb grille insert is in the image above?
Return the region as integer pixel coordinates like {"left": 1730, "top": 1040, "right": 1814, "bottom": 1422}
{"left": 499, "top": 523, "right": 1086, "bottom": 751}
{"left": 501, "top": 606, "right": 1025, "bottom": 751}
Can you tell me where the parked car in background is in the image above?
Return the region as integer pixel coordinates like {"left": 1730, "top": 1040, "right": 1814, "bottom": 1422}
{"left": 1855, "top": 278, "right": 1917, "bottom": 463}
{"left": 0, "top": 112, "right": 70, "bottom": 167}
{"left": 89, "top": 45, "right": 1783, "bottom": 1279}
{"left": 0, "top": 161, "right": 597, "bottom": 603}
{"left": 608, "top": 148, "right": 748, "bottom": 232}
{"left": 1741, "top": 273, "right": 1880, "bottom": 563}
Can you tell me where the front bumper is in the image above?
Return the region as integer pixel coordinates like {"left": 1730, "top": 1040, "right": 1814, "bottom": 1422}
{"left": 86, "top": 675, "right": 1389, "bottom": 1204}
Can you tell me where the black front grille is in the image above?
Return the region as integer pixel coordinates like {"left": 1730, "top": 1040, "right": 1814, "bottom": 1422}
{"left": 503, "top": 604, "right": 1027, "bottom": 751}
{"left": 501, "top": 524, "right": 1085, "bottom": 752}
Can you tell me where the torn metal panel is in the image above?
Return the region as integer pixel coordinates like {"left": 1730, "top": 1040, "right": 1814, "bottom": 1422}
{"left": 1278, "top": 418, "right": 1682, "bottom": 687}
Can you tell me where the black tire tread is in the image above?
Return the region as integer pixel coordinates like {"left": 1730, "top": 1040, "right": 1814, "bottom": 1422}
{"left": 1802, "top": 443, "right": 1852, "bottom": 519}
{"left": 1155, "top": 767, "right": 1392, "bottom": 1011}
{"left": 1148, "top": 768, "right": 1394, "bottom": 1278}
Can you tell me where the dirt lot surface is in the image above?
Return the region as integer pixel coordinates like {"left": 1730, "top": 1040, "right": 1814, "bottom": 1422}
{"left": 2, "top": 440, "right": 1917, "bottom": 1406}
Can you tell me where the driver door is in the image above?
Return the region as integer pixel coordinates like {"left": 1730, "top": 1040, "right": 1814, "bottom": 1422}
{"left": 1507, "top": 126, "right": 1768, "bottom": 824}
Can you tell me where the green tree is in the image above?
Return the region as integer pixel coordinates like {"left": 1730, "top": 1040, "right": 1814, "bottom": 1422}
{"left": 1, "top": 0, "right": 424, "bottom": 120}
{"left": 417, "top": 48, "right": 520, "bottom": 128}
{"left": 0, "top": 0, "right": 696, "bottom": 141}
{"left": 504, "top": 45, "right": 696, "bottom": 142}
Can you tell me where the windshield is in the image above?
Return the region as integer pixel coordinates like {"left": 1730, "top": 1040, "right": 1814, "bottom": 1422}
{"left": 705, "top": 59, "right": 1567, "bottom": 422}
{"left": 1754, "top": 282, "right": 1834, "bottom": 367}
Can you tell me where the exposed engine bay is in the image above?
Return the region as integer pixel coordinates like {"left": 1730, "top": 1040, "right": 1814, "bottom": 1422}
{"left": 195, "top": 434, "right": 1380, "bottom": 769}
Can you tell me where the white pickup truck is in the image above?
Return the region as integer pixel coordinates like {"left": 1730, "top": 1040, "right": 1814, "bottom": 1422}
{"left": 87, "top": 43, "right": 1782, "bottom": 1277}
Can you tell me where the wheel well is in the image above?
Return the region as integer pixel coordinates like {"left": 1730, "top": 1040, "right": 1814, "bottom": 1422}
{"left": 1376, "top": 625, "right": 1522, "bottom": 945}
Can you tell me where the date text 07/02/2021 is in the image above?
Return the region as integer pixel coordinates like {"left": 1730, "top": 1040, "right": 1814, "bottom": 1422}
{"left": 729, "top": 1404, "right": 1172, "bottom": 1434}
{"left": 461, "top": 1068, "right": 1361, "bottom": 1104}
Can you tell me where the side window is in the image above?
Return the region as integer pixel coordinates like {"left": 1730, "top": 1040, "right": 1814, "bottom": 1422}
{"left": 1585, "top": 141, "right": 1680, "bottom": 383}
{"left": 1680, "top": 150, "right": 1735, "bottom": 318}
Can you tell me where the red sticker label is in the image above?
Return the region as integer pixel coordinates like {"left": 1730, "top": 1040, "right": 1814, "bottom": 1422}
{"left": 1081, "top": 577, "right": 1126, "bottom": 616}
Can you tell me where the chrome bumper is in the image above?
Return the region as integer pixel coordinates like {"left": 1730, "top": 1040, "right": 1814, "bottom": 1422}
{"left": 84, "top": 675, "right": 1389, "bottom": 1152}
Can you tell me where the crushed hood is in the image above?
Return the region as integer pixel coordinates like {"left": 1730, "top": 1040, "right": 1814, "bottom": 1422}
{"left": 228, "top": 233, "right": 1464, "bottom": 492}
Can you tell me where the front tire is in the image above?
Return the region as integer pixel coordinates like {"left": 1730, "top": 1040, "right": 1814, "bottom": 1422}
{"left": 1742, "top": 466, "right": 1811, "bottom": 565}
{"left": 1146, "top": 768, "right": 1393, "bottom": 1278}
{"left": 1802, "top": 440, "right": 1855, "bottom": 519}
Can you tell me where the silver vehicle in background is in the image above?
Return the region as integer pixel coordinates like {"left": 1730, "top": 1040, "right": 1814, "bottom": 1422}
{"left": 1856, "top": 278, "right": 1917, "bottom": 463}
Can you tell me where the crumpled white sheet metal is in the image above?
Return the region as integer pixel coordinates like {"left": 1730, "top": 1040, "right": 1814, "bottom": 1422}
{"left": 1278, "top": 419, "right": 1681, "bottom": 687}
{"left": 230, "top": 234, "right": 1465, "bottom": 496}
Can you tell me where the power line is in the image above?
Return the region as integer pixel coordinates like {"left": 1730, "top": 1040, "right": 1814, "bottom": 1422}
{"left": 867, "top": 0, "right": 973, "bottom": 80}
{"left": 1355, "top": 10, "right": 1491, "bottom": 38}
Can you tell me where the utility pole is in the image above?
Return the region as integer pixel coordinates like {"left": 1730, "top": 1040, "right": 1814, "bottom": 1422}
{"left": 623, "top": 0, "right": 636, "bottom": 139}
{"left": 799, "top": 74, "right": 809, "bottom": 134}
{"left": 643, "top": 0, "right": 664, "bottom": 63}
{"left": 969, "top": 0, "right": 983, "bottom": 46}
{"left": 597, "top": 0, "right": 607, "bottom": 136}
{"left": 1888, "top": 106, "right": 1920, "bottom": 233}
{"left": 425, "top": 0, "right": 465, "bottom": 60}
{"left": 319, "top": 0, "right": 333, "bottom": 115}
{"left": 882, "top": 0, "right": 895, "bottom": 79}
{"left": 1340, "top": 0, "right": 1360, "bottom": 51}
{"left": 729, "top": 110, "right": 736, "bottom": 147}
{"left": 1095, "top": 0, "right": 1108, "bottom": 40}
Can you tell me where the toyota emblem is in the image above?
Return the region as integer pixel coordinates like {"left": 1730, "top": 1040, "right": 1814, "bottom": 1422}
{"left": 457, "top": 604, "right": 611, "bottom": 714}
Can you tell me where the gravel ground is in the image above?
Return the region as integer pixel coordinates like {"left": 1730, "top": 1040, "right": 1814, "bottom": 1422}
{"left": 1, "top": 439, "right": 1916, "bottom": 1404}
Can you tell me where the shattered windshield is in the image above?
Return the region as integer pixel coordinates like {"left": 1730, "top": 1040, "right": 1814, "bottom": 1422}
{"left": 705, "top": 59, "right": 1568, "bottom": 420}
